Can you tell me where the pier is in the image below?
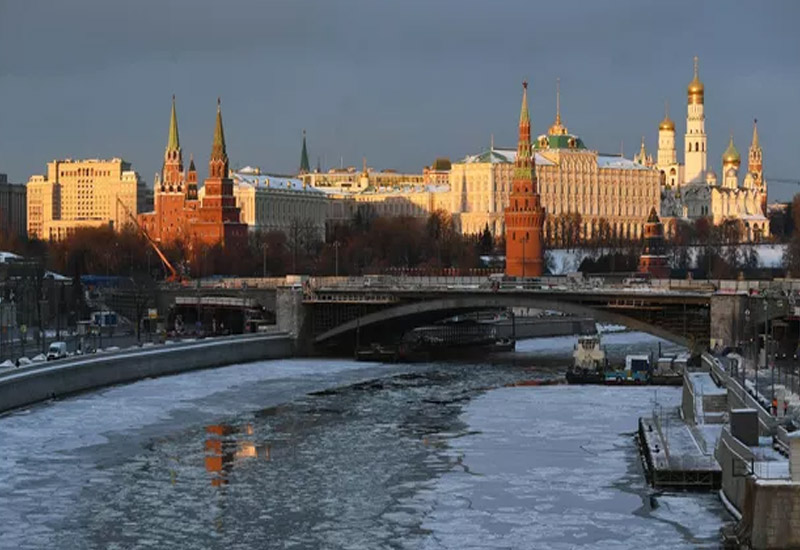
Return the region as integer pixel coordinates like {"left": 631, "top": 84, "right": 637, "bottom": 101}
{"left": 638, "top": 410, "right": 721, "bottom": 490}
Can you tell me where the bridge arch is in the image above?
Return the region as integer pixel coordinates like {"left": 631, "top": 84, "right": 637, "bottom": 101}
{"left": 314, "top": 295, "right": 688, "bottom": 347}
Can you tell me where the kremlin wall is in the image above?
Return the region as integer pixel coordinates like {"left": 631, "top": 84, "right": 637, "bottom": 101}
{"left": 19, "top": 58, "right": 768, "bottom": 258}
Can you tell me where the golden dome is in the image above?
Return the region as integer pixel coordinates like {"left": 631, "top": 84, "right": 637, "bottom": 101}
{"left": 687, "top": 79, "right": 704, "bottom": 95}
{"left": 659, "top": 116, "right": 675, "bottom": 131}
{"left": 722, "top": 135, "right": 740, "bottom": 165}
{"left": 687, "top": 56, "right": 704, "bottom": 103}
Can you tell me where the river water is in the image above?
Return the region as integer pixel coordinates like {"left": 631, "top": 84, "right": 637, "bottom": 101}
{"left": 0, "top": 331, "right": 729, "bottom": 549}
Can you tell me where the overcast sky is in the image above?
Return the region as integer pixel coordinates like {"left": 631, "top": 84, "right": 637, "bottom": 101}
{"left": 1, "top": 0, "right": 799, "bottom": 200}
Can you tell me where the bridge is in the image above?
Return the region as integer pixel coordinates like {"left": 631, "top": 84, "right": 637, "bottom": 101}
{"left": 257, "top": 275, "right": 732, "bottom": 353}
{"left": 100, "top": 274, "right": 800, "bottom": 354}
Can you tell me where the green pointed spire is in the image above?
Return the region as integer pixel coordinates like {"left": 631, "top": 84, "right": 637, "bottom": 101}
{"left": 167, "top": 95, "right": 180, "bottom": 152}
{"left": 519, "top": 81, "right": 530, "bottom": 125}
{"left": 211, "top": 97, "right": 227, "bottom": 161}
{"left": 299, "top": 130, "right": 310, "bottom": 174}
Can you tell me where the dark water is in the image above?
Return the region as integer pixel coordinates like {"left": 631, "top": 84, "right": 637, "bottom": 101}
{"left": 0, "top": 332, "right": 728, "bottom": 549}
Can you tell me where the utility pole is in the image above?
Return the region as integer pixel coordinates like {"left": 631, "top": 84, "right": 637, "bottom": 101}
{"left": 333, "top": 241, "right": 341, "bottom": 277}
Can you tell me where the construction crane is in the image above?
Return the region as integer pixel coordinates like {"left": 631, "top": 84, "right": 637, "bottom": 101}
{"left": 116, "top": 197, "right": 183, "bottom": 282}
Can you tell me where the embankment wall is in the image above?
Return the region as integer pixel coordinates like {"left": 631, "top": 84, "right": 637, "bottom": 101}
{"left": 0, "top": 334, "right": 293, "bottom": 415}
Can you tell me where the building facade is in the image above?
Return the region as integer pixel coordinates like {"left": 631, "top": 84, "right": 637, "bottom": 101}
{"left": 139, "top": 98, "right": 247, "bottom": 250}
{"left": 448, "top": 103, "right": 660, "bottom": 242}
{"left": 655, "top": 57, "right": 769, "bottom": 241}
{"left": 229, "top": 167, "right": 328, "bottom": 242}
{"left": 0, "top": 174, "right": 27, "bottom": 240}
{"left": 299, "top": 159, "right": 426, "bottom": 193}
{"left": 26, "top": 158, "right": 146, "bottom": 241}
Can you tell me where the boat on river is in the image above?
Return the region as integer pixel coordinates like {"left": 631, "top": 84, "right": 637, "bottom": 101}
{"left": 566, "top": 334, "right": 607, "bottom": 384}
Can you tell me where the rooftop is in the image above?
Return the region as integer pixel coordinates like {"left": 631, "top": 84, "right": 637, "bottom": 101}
{"left": 461, "top": 147, "right": 651, "bottom": 171}
{"left": 232, "top": 169, "right": 325, "bottom": 195}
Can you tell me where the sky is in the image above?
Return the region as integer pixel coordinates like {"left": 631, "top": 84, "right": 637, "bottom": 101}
{"left": 1, "top": 0, "right": 799, "bottom": 200}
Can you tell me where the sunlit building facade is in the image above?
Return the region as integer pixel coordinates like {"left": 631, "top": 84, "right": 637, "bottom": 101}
{"left": 655, "top": 57, "right": 769, "bottom": 241}
{"left": 448, "top": 98, "right": 660, "bottom": 242}
{"left": 228, "top": 167, "right": 328, "bottom": 242}
{"left": 26, "top": 158, "right": 146, "bottom": 240}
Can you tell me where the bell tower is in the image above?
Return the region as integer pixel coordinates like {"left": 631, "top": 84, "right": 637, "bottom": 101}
{"left": 684, "top": 56, "right": 707, "bottom": 183}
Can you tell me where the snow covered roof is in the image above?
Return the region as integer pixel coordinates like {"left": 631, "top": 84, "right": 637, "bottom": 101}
{"left": 596, "top": 155, "right": 651, "bottom": 171}
{"left": 232, "top": 171, "right": 325, "bottom": 195}
{"left": 360, "top": 184, "right": 449, "bottom": 195}
{"left": 461, "top": 147, "right": 554, "bottom": 166}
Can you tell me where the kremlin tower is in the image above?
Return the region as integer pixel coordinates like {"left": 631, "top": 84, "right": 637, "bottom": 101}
{"left": 505, "top": 81, "right": 546, "bottom": 277}
{"left": 138, "top": 98, "right": 246, "bottom": 251}
{"left": 748, "top": 119, "right": 766, "bottom": 214}
{"left": 638, "top": 207, "right": 670, "bottom": 278}
{"left": 193, "top": 99, "right": 247, "bottom": 248}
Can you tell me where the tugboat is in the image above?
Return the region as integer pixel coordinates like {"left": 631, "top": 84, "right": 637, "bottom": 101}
{"left": 566, "top": 334, "right": 607, "bottom": 384}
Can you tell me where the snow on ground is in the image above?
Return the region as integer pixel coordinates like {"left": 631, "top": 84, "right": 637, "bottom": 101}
{"left": 546, "top": 243, "right": 786, "bottom": 275}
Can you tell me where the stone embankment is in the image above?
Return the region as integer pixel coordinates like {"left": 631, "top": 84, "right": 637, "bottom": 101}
{"left": 0, "top": 333, "right": 293, "bottom": 415}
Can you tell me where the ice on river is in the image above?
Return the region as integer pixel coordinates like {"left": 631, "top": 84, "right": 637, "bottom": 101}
{"left": 0, "top": 332, "right": 726, "bottom": 549}
{"left": 410, "top": 385, "right": 727, "bottom": 549}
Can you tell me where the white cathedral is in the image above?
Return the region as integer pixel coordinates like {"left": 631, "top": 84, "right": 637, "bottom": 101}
{"left": 635, "top": 57, "right": 768, "bottom": 242}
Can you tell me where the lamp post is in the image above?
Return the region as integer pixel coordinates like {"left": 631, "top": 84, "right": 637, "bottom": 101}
{"left": 333, "top": 241, "right": 341, "bottom": 277}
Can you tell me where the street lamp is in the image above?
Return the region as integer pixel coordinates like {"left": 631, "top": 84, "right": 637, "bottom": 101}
{"left": 333, "top": 241, "right": 341, "bottom": 277}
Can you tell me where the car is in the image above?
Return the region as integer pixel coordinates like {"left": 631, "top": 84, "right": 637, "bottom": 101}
{"left": 46, "top": 341, "right": 68, "bottom": 361}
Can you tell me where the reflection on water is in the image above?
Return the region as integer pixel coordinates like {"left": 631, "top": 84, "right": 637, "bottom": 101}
{"left": 204, "top": 424, "right": 270, "bottom": 486}
{"left": 0, "top": 334, "right": 728, "bottom": 548}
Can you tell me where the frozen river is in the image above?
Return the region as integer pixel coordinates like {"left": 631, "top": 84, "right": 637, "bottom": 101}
{"left": 0, "top": 331, "right": 729, "bottom": 549}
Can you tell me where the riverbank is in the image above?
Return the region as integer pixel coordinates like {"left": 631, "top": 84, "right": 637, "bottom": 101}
{"left": 0, "top": 332, "right": 293, "bottom": 415}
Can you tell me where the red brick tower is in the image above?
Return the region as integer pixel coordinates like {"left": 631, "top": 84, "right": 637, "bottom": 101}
{"left": 193, "top": 99, "right": 247, "bottom": 248}
{"left": 638, "top": 207, "right": 670, "bottom": 278}
{"left": 505, "top": 81, "right": 546, "bottom": 277}
{"left": 748, "top": 118, "right": 766, "bottom": 215}
{"left": 154, "top": 95, "right": 189, "bottom": 242}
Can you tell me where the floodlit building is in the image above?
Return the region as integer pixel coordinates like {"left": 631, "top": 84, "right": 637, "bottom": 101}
{"left": 26, "top": 158, "right": 146, "bottom": 241}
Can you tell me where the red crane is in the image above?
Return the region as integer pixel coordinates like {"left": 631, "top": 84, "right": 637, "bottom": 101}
{"left": 116, "top": 198, "right": 183, "bottom": 282}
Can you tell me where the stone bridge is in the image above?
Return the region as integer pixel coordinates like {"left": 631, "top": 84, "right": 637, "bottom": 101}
{"left": 125, "top": 275, "right": 799, "bottom": 354}
{"left": 278, "top": 277, "right": 723, "bottom": 353}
